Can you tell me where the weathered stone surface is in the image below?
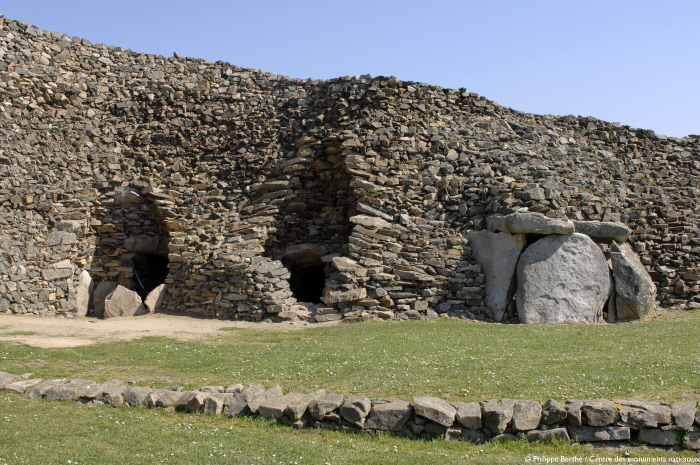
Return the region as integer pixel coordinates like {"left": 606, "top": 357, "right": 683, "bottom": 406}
{"left": 0, "top": 371, "right": 20, "bottom": 387}
{"left": 113, "top": 187, "right": 144, "bottom": 205}
{"left": 581, "top": 399, "right": 619, "bottom": 426}
{"left": 366, "top": 399, "right": 412, "bottom": 432}
{"left": 308, "top": 394, "right": 344, "bottom": 420}
{"left": 637, "top": 428, "right": 680, "bottom": 446}
{"left": 46, "top": 231, "right": 77, "bottom": 246}
{"left": 41, "top": 267, "right": 73, "bottom": 281}
{"left": 44, "top": 379, "right": 96, "bottom": 402}
{"left": 512, "top": 400, "right": 542, "bottom": 432}
{"left": 574, "top": 220, "right": 630, "bottom": 243}
{"left": 490, "top": 212, "right": 574, "bottom": 235}
{"left": 468, "top": 231, "right": 526, "bottom": 322}
{"left": 104, "top": 285, "right": 147, "bottom": 318}
{"left": 688, "top": 431, "right": 700, "bottom": 450}
{"left": 177, "top": 391, "right": 209, "bottom": 412}
{"left": 93, "top": 281, "right": 118, "bottom": 318}
{"left": 25, "top": 379, "right": 66, "bottom": 399}
{"left": 259, "top": 392, "right": 305, "bottom": 420}
{"left": 672, "top": 402, "right": 697, "bottom": 430}
{"left": 284, "top": 389, "right": 326, "bottom": 421}
{"left": 459, "top": 428, "right": 488, "bottom": 443}
{"left": 284, "top": 243, "right": 329, "bottom": 267}
{"left": 144, "top": 284, "right": 166, "bottom": 313}
{"left": 524, "top": 427, "right": 570, "bottom": 442}
{"left": 123, "top": 386, "right": 153, "bottom": 406}
{"left": 147, "top": 389, "right": 183, "bottom": 409}
{"left": 203, "top": 393, "right": 233, "bottom": 415}
{"left": 124, "top": 236, "right": 163, "bottom": 254}
{"left": 615, "top": 399, "right": 672, "bottom": 429}
{"left": 248, "top": 384, "right": 283, "bottom": 414}
{"left": 0, "top": 379, "right": 42, "bottom": 395}
{"left": 566, "top": 400, "right": 584, "bottom": 427}
{"left": 517, "top": 233, "right": 610, "bottom": 324}
{"left": 339, "top": 395, "right": 372, "bottom": 424}
{"left": 567, "top": 426, "right": 630, "bottom": 442}
{"left": 610, "top": 242, "right": 657, "bottom": 320}
{"left": 481, "top": 399, "right": 516, "bottom": 434}
{"left": 456, "top": 402, "right": 482, "bottom": 430}
{"left": 322, "top": 288, "right": 367, "bottom": 305}
{"left": 75, "top": 270, "right": 93, "bottom": 317}
{"left": 541, "top": 399, "right": 567, "bottom": 425}
{"left": 413, "top": 396, "right": 457, "bottom": 427}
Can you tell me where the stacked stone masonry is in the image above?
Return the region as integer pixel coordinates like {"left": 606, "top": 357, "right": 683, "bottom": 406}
{"left": 1, "top": 15, "right": 700, "bottom": 322}
{"left": 1, "top": 371, "right": 699, "bottom": 449}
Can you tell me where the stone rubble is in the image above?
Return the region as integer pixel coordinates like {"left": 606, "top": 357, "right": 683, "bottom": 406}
{"left": 2, "top": 371, "right": 697, "bottom": 448}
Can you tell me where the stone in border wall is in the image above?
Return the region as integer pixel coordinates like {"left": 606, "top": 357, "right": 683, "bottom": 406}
{"left": 1, "top": 371, "right": 698, "bottom": 449}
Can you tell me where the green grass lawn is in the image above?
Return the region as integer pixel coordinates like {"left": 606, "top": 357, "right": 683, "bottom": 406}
{"left": 1, "top": 312, "right": 699, "bottom": 463}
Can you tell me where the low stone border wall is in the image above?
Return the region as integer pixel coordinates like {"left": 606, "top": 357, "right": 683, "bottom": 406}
{"left": 2, "top": 371, "right": 699, "bottom": 450}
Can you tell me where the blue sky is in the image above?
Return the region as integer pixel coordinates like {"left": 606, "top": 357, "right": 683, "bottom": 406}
{"left": 2, "top": 1, "right": 698, "bottom": 137}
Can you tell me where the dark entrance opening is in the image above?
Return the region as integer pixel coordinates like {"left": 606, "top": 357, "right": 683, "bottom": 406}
{"left": 288, "top": 263, "right": 326, "bottom": 304}
{"left": 132, "top": 253, "right": 170, "bottom": 300}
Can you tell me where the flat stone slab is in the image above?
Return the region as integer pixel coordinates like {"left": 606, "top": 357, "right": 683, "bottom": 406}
{"left": 517, "top": 233, "right": 610, "bottom": 324}
{"left": 489, "top": 212, "right": 574, "bottom": 235}
{"left": 0, "top": 371, "right": 20, "bottom": 387}
{"left": 524, "top": 427, "right": 570, "bottom": 442}
{"left": 615, "top": 399, "right": 672, "bottom": 429}
{"left": 413, "top": 396, "right": 457, "bottom": 427}
{"left": 637, "top": 428, "right": 680, "bottom": 446}
{"left": 0, "top": 379, "right": 43, "bottom": 395}
{"left": 259, "top": 392, "right": 305, "bottom": 420}
{"left": 574, "top": 220, "right": 630, "bottom": 243}
{"left": 568, "top": 426, "right": 630, "bottom": 442}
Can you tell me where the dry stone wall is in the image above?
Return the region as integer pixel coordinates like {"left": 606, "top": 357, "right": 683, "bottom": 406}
{"left": 2, "top": 371, "right": 699, "bottom": 449}
{"left": 1, "top": 15, "right": 700, "bottom": 322}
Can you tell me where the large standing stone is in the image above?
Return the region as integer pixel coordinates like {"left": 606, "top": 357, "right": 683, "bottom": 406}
{"left": 517, "top": 233, "right": 610, "bottom": 324}
{"left": 144, "top": 284, "right": 166, "bottom": 313}
{"left": 609, "top": 242, "right": 657, "bottom": 320}
{"left": 489, "top": 212, "right": 574, "bottom": 235}
{"left": 467, "top": 231, "right": 526, "bottom": 322}
{"left": 93, "top": 281, "right": 118, "bottom": 317}
{"left": 103, "top": 285, "right": 147, "bottom": 318}
{"left": 75, "top": 270, "right": 93, "bottom": 317}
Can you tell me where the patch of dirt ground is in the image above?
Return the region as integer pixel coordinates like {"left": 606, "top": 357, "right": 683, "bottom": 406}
{"left": 0, "top": 312, "right": 338, "bottom": 348}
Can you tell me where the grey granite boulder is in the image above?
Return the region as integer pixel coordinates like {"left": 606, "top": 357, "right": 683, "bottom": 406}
{"left": 308, "top": 394, "right": 344, "bottom": 421}
{"left": 284, "top": 389, "right": 326, "bottom": 421}
{"left": 0, "top": 379, "right": 42, "bottom": 395}
{"left": 481, "top": 399, "right": 515, "bottom": 434}
{"left": 574, "top": 220, "right": 630, "bottom": 243}
{"left": 581, "top": 399, "right": 618, "bottom": 427}
{"left": 104, "top": 285, "right": 147, "bottom": 318}
{"left": 413, "top": 396, "right": 457, "bottom": 427}
{"left": 93, "top": 281, "right": 117, "bottom": 317}
{"left": 0, "top": 371, "right": 20, "bottom": 387}
{"left": 609, "top": 242, "right": 657, "bottom": 320}
{"left": 339, "top": 395, "right": 372, "bottom": 424}
{"left": 517, "top": 233, "right": 610, "bottom": 324}
{"left": 456, "top": 402, "right": 482, "bottom": 430}
{"left": 44, "top": 379, "right": 96, "bottom": 402}
{"left": 203, "top": 393, "right": 233, "bottom": 415}
{"left": 123, "top": 386, "right": 153, "bottom": 406}
{"left": 615, "top": 399, "right": 671, "bottom": 429}
{"left": 366, "top": 398, "right": 412, "bottom": 432}
{"left": 489, "top": 212, "right": 574, "bottom": 235}
{"left": 248, "top": 384, "right": 283, "bottom": 414}
{"left": 144, "top": 284, "right": 166, "bottom": 313}
{"left": 638, "top": 429, "right": 680, "bottom": 446}
{"left": 25, "top": 379, "right": 67, "bottom": 399}
{"left": 512, "top": 400, "right": 542, "bottom": 432}
{"left": 177, "top": 391, "right": 209, "bottom": 412}
{"left": 524, "top": 428, "right": 570, "bottom": 442}
{"left": 259, "top": 392, "right": 306, "bottom": 420}
{"left": 541, "top": 399, "right": 567, "bottom": 425}
{"left": 468, "top": 231, "right": 526, "bottom": 322}
{"left": 672, "top": 402, "right": 697, "bottom": 430}
{"left": 147, "top": 389, "right": 183, "bottom": 409}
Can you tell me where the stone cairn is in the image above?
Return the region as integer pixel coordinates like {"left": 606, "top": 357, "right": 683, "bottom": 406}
{"left": 0, "top": 15, "right": 699, "bottom": 323}
{"left": 1, "top": 371, "right": 699, "bottom": 449}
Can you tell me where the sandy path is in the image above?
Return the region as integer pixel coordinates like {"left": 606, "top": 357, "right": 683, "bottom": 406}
{"left": 0, "top": 313, "right": 329, "bottom": 348}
